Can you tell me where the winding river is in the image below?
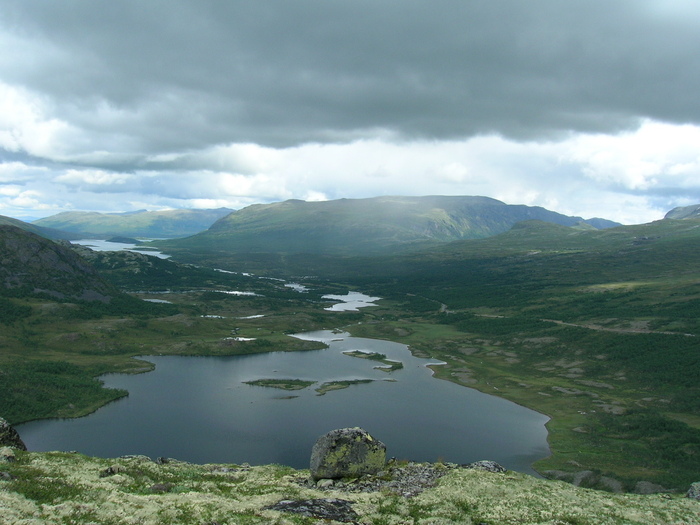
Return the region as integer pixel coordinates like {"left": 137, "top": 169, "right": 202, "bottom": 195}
{"left": 17, "top": 330, "right": 550, "bottom": 475}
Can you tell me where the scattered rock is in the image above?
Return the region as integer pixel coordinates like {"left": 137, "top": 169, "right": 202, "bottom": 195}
{"left": 310, "top": 427, "right": 386, "bottom": 481}
{"left": 149, "top": 483, "right": 174, "bottom": 494}
{"left": 316, "top": 478, "right": 335, "bottom": 489}
{"left": 687, "top": 482, "right": 700, "bottom": 500}
{"left": 463, "top": 460, "right": 506, "bottom": 473}
{"left": 265, "top": 498, "right": 358, "bottom": 522}
{"left": 543, "top": 470, "right": 623, "bottom": 492}
{"left": 0, "top": 417, "right": 27, "bottom": 450}
{"left": 0, "top": 447, "right": 16, "bottom": 462}
{"left": 634, "top": 481, "right": 672, "bottom": 494}
{"left": 99, "top": 464, "right": 127, "bottom": 477}
{"left": 573, "top": 470, "right": 596, "bottom": 486}
{"left": 376, "top": 462, "right": 452, "bottom": 497}
{"left": 598, "top": 476, "right": 625, "bottom": 493}
{"left": 634, "top": 481, "right": 671, "bottom": 494}
{"left": 304, "top": 461, "right": 457, "bottom": 497}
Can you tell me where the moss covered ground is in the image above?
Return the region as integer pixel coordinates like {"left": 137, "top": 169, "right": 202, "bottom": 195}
{"left": 1, "top": 451, "right": 699, "bottom": 525}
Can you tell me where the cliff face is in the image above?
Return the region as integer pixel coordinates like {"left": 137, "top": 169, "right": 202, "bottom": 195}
{"left": 0, "top": 225, "right": 118, "bottom": 302}
{"left": 0, "top": 452, "right": 698, "bottom": 524}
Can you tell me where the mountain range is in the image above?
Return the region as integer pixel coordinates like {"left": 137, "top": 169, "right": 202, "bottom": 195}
{"left": 155, "top": 195, "right": 620, "bottom": 256}
{"left": 32, "top": 208, "right": 233, "bottom": 239}
{"left": 2, "top": 197, "right": 700, "bottom": 495}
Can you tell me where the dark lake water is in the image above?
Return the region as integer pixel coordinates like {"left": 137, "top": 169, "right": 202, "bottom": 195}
{"left": 17, "top": 331, "right": 550, "bottom": 475}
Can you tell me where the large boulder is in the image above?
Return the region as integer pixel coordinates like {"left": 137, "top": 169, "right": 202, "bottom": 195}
{"left": 687, "top": 482, "right": 700, "bottom": 500}
{"left": 0, "top": 417, "right": 26, "bottom": 451}
{"left": 310, "top": 427, "right": 386, "bottom": 481}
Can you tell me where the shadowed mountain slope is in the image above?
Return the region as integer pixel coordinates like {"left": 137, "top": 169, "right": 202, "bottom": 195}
{"left": 0, "top": 225, "right": 119, "bottom": 302}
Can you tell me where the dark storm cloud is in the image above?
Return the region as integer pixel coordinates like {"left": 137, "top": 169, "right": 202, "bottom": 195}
{"left": 3, "top": 0, "right": 700, "bottom": 153}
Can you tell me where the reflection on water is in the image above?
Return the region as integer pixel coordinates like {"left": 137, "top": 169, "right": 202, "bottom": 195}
{"left": 17, "top": 331, "right": 550, "bottom": 475}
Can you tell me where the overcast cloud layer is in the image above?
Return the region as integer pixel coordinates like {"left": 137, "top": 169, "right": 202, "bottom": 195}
{"left": 1, "top": 0, "right": 700, "bottom": 224}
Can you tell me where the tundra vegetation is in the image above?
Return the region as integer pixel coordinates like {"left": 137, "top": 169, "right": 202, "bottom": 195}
{"left": 1, "top": 215, "right": 700, "bottom": 505}
{"left": 2, "top": 451, "right": 699, "bottom": 525}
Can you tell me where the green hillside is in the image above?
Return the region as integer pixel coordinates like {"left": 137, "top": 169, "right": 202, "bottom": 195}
{"left": 330, "top": 217, "right": 700, "bottom": 489}
{"left": 155, "top": 196, "right": 618, "bottom": 257}
{"left": 0, "top": 214, "right": 78, "bottom": 240}
{"left": 33, "top": 208, "right": 233, "bottom": 238}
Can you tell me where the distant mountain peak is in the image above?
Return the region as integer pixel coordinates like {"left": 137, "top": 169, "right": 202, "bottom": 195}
{"left": 665, "top": 204, "right": 700, "bottom": 220}
{"left": 162, "top": 195, "right": 620, "bottom": 257}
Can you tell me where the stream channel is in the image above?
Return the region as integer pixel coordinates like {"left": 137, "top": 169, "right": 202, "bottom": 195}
{"left": 17, "top": 330, "right": 550, "bottom": 476}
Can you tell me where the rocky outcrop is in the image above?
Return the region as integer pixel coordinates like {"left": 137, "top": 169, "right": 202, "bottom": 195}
{"left": 3, "top": 452, "right": 700, "bottom": 523}
{"left": 265, "top": 498, "right": 359, "bottom": 523}
{"left": 306, "top": 460, "right": 461, "bottom": 497}
{"left": 0, "top": 417, "right": 26, "bottom": 451}
{"left": 310, "top": 427, "right": 386, "bottom": 481}
{"left": 687, "top": 482, "right": 700, "bottom": 500}
{"left": 0, "top": 225, "right": 117, "bottom": 302}
{"left": 463, "top": 460, "right": 506, "bottom": 473}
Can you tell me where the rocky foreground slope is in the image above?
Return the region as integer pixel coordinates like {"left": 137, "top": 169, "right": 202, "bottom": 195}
{"left": 1, "top": 449, "right": 699, "bottom": 525}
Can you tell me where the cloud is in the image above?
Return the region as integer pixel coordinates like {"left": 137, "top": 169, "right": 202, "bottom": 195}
{"left": 3, "top": 0, "right": 700, "bottom": 155}
{"left": 54, "top": 169, "right": 135, "bottom": 190}
{"left": 0, "top": 1, "right": 699, "bottom": 224}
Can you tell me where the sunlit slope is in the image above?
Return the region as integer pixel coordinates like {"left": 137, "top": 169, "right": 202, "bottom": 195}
{"left": 0, "top": 214, "right": 77, "bottom": 240}
{"left": 158, "top": 196, "right": 616, "bottom": 256}
{"left": 34, "top": 208, "right": 232, "bottom": 238}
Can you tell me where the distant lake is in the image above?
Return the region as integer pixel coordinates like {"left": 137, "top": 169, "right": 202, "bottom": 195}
{"left": 322, "top": 292, "right": 381, "bottom": 311}
{"left": 17, "top": 331, "right": 550, "bottom": 475}
{"left": 72, "top": 239, "right": 170, "bottom": 259}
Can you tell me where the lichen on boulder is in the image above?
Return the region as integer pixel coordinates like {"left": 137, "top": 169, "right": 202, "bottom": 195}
{"left": 0, "top": 417, "right": 26, "bottom": 451}
{"left": 310, "top": 427, "right": 386, "bottom": 481}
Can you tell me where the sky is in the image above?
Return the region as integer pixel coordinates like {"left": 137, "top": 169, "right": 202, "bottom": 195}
{"left": 1, "top": 1, "right": 700, "bottom": 225}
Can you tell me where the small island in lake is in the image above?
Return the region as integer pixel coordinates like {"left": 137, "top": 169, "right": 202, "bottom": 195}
{"left": 343, "top": 350, "right": 404, "bottom": 372}
{"left": 243, "top": 379, "right": 316, "bottom": 390}
{"left": 315, "top": 379, "right": 374, "bottom": 395}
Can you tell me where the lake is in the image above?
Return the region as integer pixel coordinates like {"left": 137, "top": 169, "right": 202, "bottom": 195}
{"left": 72, "top": 239, "right": 171, "bottom": 259}
{"left": 17, "top": 331, "right": 550, "bottom": 475}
